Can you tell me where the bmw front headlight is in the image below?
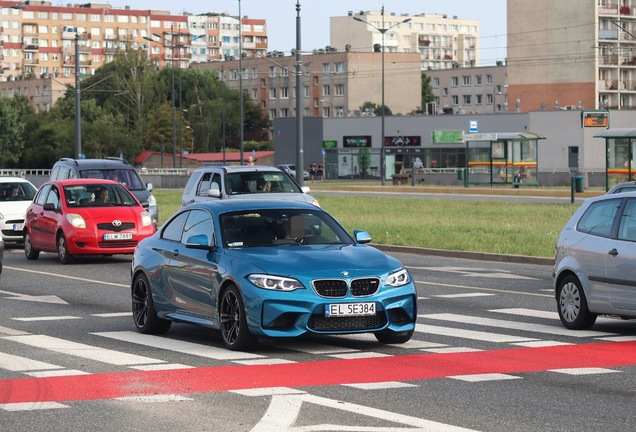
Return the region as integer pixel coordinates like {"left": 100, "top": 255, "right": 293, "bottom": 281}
{"left": 386, "top": 268, "right": 410, "bottom": 287}
{"left": 248, "top": 274, "right": 305, "bottom": 291}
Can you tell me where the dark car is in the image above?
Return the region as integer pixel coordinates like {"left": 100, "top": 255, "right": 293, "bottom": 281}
{"left": 50, "top": 157, "right": 158, "bottom": 226}
{"left": 131, "top": 199, "right": 416, "bottom": 351}
{"left": 24, "top": 179, "right": 156, "bottom": 264}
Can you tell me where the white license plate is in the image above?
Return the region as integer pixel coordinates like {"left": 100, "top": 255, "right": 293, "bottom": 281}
{"left": 12, "top": 223, "right": 23, "bottom": 231}
{"left": 103, "top": 232, "right": 133, "bottom": 241}
{"left": 325, "top": 302, "right": 376, "bottom": 317}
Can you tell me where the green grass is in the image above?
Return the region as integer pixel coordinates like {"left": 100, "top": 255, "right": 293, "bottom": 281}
{"left": 153, "top": 189, "right": 577, "bottom": 258}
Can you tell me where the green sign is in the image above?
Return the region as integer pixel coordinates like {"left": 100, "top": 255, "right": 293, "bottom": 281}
{"left": 432, "top": 130, "right": 463, "bottom": 143}
{"left": 323, "top": 140, "right": 337, "bottom": 148}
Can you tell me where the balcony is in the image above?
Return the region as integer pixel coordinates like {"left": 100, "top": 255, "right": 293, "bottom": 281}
{"left": 600, "top": 54, "right": 619, "bottom": 65}
{"left": 22, "top": 44, "right": 39, "bottom": 52}
{"left": 598, "top": 3, "right": 619, "bottom": 15}
{"left": 23, "top": 58, "right": 39, "bottom": 66}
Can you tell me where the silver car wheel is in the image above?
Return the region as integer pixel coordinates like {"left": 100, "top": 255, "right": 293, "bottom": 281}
{"left": 559, "top": 281, "right": 580, "bottom": 323}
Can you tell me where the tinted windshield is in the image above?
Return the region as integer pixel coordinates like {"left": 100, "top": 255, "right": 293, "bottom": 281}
{"left": 225, "top": 171, "right": 301, "bottom": 195}
{"left": 64, "top": 183, "right": 139, "bottom": 208}
{"left": 220, "top": 208, "right": 353, "bottom": 248}
{"left": 79, "top": 169, "right": 145, "bottom": 190}
{"left": 0, "top": 182, "right": 37, "bottom": 201}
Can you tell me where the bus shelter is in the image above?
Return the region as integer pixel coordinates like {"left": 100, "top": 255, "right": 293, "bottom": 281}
{"left": 594, "top": 128, "right": 636, "bottom": 190}
{"left": 461, "top": 132, "right": 545, "bottom": 188}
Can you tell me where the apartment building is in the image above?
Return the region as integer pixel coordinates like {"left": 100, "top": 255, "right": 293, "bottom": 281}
{"left": 507, "top": 0, "right": 636, "bottom": 111}
{"left": 0, "top": 1, "right": 267, "bottom": 87}
{"left": 426, "top": 64, "right": 509, "bottom": 114}
{"left": 330, "top": 9, "right": 480, "bottom": 71}
{"left": 194, "top": 51, "right": 422, "bottom": 124}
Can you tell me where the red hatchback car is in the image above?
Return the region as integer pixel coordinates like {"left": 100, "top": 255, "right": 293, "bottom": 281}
{"left": 24, "top": 179, "right": 156, "bottom": 264}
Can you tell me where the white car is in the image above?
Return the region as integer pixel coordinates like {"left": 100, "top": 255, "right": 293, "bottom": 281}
{"left": 0, "top": 177, "right": 38, "bottom": 243}
{"left": 278, "top": 164, "right": 310, "bottom": 181}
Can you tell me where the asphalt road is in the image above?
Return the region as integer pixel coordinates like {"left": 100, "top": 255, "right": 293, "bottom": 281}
{"left": 1, "top": 247, "right": 636, "bottom": 431}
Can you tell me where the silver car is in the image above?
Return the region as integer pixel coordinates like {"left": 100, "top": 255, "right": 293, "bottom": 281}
{"left": 554, "top": 192, "right": 636, "bottom": 329}
{"left": 182, "top": 165, "right": 319, "bottom": 207}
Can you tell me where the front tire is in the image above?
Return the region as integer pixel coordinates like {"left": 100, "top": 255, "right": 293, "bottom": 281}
{"left": 24, "top": 231, "right": 40, "bottom": 260}
{"left": 132, "top": 273, "right": 171, "bottom": 334}
{"left": 219, "top": 284, "right": 257, "bottom": 351}
{"left": 57, "top": 233, "right": 73, "bottom": 264}
{"left": 375, "top": 329, "right": 414, "bottom": 344}
{"left": 557, "top": 274, "right": 597, "bottom": 330}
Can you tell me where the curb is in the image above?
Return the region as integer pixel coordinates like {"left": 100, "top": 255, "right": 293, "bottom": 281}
{"left": 373, "top": 244, "right": 553, "bottom": 266}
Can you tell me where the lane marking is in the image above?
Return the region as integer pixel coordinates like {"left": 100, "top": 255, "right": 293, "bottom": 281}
{"left": 115, "top": 394, "right": 193, "bottom": 403}
{"left": 92, "top": 313, "right": 131, "bottom": 318}
{"left": 2, "top": 334, "right": 163, "bottom": 366}
{"left": 1, "top": 402, "right": 69, "bottom": 411}
{"left": 415, "top": 280, "right": 552, "bottom": 298}
{"left": 3, "top": 266, "right": 128, "bottom": 288}
{"left": 27, "top": 370, "right": 89, "bottom": 378}
{"left": 342, "top": 381, "right": 418, "bottom": 390}
{"left": 408, "top": 265, "right": 537, "bottom": 280}
{"left": 421, "top": 313, "right": 616, "bottom": 338}
{"left": 549, "top": 367, "right": 620, "bottom": 375}
{"left": 489, "top": 308, "right": 557, "bottom": 320}
{"left": 422, "top": 347, "right": 483, "bottom": 354}
{"left": 93, "top": 331, "right": 263, "bottom": 361}
{"left": 435, "top": 293, "right": 495, "bottom": 298}
{"left": 416, "top": 324, "right": 537, "bottom": 343}
{"left": 0, "top": 351, "right": 64, "bottom": 372}
{"left": 12, "top": 316, "right": 81, "bottom": 322}
{"left": 448, "top": 373, "right": 522, "bottom": 382}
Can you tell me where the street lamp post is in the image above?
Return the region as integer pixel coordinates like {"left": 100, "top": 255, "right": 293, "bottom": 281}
{"left": 144, "top": 27, "right": 179, "bottom": 169}
{"left": 73, "top": 28, "right": 81, "bottom": 159}
{"left": 354, "top": 8, "right": 411, "bottom": 186}
{"left": 239, "top": 0, "right": 244, "bottom": 165}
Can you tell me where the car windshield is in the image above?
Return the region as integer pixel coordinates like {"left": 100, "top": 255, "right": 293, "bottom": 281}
{"left": 0, "top": 182, "right": 37, "bottom": 201}
{"left": 79, "top": 169, "right": 145, "bottom": 190}
{"left": 225, "top": 172, "right": 301, "bottom": 195}
{"left": 64, "top": 184, "right": 139, "bottom": 208}
{"left": 220, "top": 208, "right": 353, "bottom": 248}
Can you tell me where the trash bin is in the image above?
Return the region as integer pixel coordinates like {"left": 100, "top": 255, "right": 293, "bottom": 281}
{"left": 457, "top": 169, "right": 464, "bottom": 180}
{"left": 575, "top": 175, "right": 585, "bottom": 193}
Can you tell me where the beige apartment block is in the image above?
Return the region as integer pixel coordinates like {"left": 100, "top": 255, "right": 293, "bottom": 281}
{"left": 330, "top": 9, "right": 479, "bottom": 71}
{"left": 0, "top": 1, "right": 267, "bottom": 107}
{"left": 194, "top": 51, "right": 422, "bottom": 124}
{"left": 507, "top": 0, "right": 636, "bottom": 111}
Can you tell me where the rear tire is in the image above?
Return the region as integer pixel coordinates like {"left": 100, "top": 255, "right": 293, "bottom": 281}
{"left": 132, "top": 273, "right": 171, "bottom": 334}
{"left": 24, "top": 231, "right": 40, "bottom": 260}
{"left": 557, "top": 274, "right": 597, "bottom": 330}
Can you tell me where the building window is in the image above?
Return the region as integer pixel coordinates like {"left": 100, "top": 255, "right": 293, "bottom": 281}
{"left": 463, "top": 95, "right": 472, "bottom": 105}
{"left": 475, "top": 75, "right": 482, "bottom": 85}
{"left": 462, "top": 76, "right": 471, "bottom": 86}
{"left": 452, "top": 95, "right": 459, "bottom": 105}
{"left": 269, "top": 88, "right": 277, "bottom": 99}
{"left": 433, "top": 78, "right": 440, "bottom": 88}
{"left": 281, "top": 87, "right": 289, "bottom": 99}
{"left": 451, "top": 77, "right": 458, "bottom": 87}
{"left": 335, "top": 84, "right": 345, "bottom": 95}
{"left": 322, "top": 63, "right": 331, "bottom": 74}
{"left": 304, "top": 86, "right": 310, "bottom": 97}
{"left": 486, "top": 74, "right": 493, "bottom": 85}
{"left": 269, "top": 109, "right": 277, "bottom": 118}
{"left": 476, "top": 95, "right": 483, "bottom": 105}
{"left": 322, "top": 85, "right": 330, "bottom": 96}
{"left": 281, "top": 108, "right": 289, "bottom": 117}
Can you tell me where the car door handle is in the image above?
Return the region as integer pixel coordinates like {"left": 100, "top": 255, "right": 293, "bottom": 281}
{"left": 608, "top": 248, "right": 619, "bottom": 257}
{"left": 172, "top": 249, "right": 180, "bottom": 256}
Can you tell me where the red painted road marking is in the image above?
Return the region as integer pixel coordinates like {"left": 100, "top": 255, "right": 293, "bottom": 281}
{"left": 2, "top": 341, "right": 636, "bottom": 404}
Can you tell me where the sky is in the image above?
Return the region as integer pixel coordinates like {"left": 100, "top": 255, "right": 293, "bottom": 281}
{"left": 103, "top": 0, "right": 508, "bottom": 66}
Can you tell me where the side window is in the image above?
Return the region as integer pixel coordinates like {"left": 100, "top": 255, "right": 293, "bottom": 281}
{"left": 182, "top": 210, "right": 214, "bottom": 245}
{"left": 67, "top": 168, "right": 77, "bottom": 179}
{"left": 183, "top": 172, "right": 203, "bottom": 196}
{"left": 618, "top": 199, "right": 636, "bottom": 241}
{"left": 197, "top": 172, "right": 213, "bottom": 196}
{"left": 35, "top": 184, "right": 52, "bottom": 206}
{"left": 211, "top": 173, "right": 222, "bottom": 191}
{"left": 45, "top": 186, "right": 61, "bottom": 207}
{"left": 161, "top": 211, "right": 189, "bottom": 242}
{"left": 577, "top": 199, "right": 621, "bottom": 238}
{"left": 50, "top": 166, "right": 60, "bottom": 180}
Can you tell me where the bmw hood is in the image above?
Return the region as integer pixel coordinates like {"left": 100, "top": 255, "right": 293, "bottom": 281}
{"left": 226, "top": 244, "right": 402, "bottom": 277}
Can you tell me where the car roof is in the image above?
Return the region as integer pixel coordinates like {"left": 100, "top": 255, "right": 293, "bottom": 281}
{"left": 54, "top": 158, "right": 135, "bottom": 170}
{"left": 46, "top": 179, "right": 121, "bottom": 187}
{"left": 183, "top": 199, "right": 320, "bottom": 214}
{"left": 0, "top": 177, "right": 35, "bottom": 184}
{"left": 193, "top": 165, "right": 285, "bottom": 174}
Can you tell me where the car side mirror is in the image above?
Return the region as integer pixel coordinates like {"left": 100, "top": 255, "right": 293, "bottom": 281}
{"left": 146, "top": 182, "right": 153, "bottom": 192}
{"left": 353, "top": 230, "right": 372, "bottom": 244}
{"left": 207, "top": 183, "right": 221, "bottom": 198}
{"left": 43, "top": 203, "right": 58, "bottom": 212}
{"left": 139, "top": 200, "right": 149, "bottom": 208}
{"left": 185, "top": 234, "right": 217, "bottom": 251}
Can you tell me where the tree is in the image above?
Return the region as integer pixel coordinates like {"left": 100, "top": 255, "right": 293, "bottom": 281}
{"left": 0, "top": 95, "right": 31, "bottom": 166}
{"left": 359, "top": 101, "right": 392, "bottom": 116}
{"left": 421, "top": 73, "right": 435, "bottom": 111}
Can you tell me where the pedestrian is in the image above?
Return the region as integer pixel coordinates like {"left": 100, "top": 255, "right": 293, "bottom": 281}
{"left": 317, "top": 163, "right": 324, "bottom": 182}
{"left": 247, "top": 156, "right": 255, "bottom": 166}
{"left": 309, "top": 162, "right": 317, "bottom": 183}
